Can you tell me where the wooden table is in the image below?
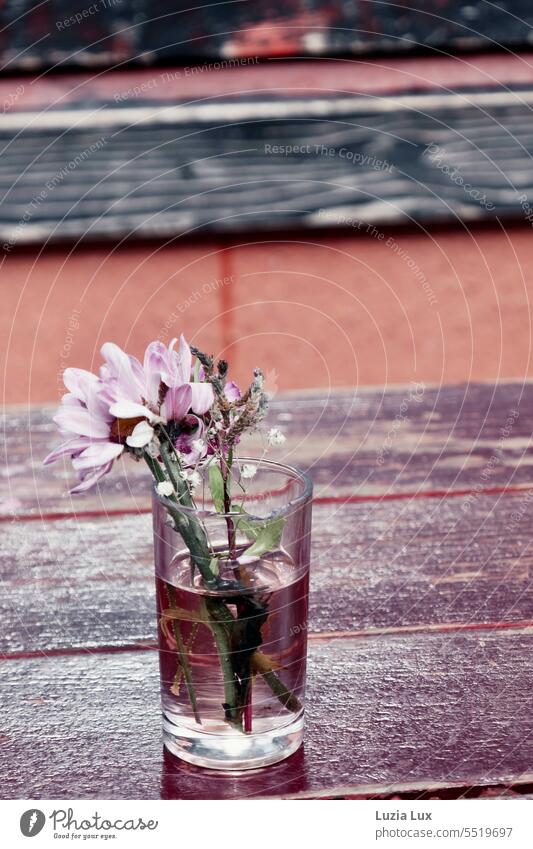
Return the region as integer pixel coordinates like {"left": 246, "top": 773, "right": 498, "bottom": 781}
{"left": 2, "top": 382, "right": 533, "bottom": 799}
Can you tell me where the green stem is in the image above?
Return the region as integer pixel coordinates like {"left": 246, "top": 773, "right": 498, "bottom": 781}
{"left": 219, "top": 440, "right": 238, "bottom": 563}
{"left": 144, "top": 451, "right": 166, "bottom": 484}
{"left": 146, "top": 451, "right": 217, "bottom": 586}
{"left": 159, "top": 442, "right": 191, "bottom": 506}
{"left": 145, "top": 449, "right": 246, "bottom": 728}
{"left": 167, "top": 583, "right": 201, "bottom": 724}
{"left": 203, "top": 597, "right": 243, "bottom": 727}
{"left": 251, "top": 651, "right": 302, "bottom": 713}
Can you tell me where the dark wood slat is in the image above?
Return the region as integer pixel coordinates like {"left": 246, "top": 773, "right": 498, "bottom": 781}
{"left": 1, "top": 1, "right": 532, "bottom": 70}
{"left": 2, "top": 629, "right": 532, "bottom": 799}
{"left": 4, "top": 382, "right": 532, "bottom": 516}
{"left": 2, "top": 88, "right": 533, "bottom": 243}
{"left": 3, "top": 494, "right": 533, "bottom": 655}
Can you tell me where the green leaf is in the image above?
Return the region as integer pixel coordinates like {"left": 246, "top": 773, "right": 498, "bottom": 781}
{"left": 208, "top": 464, "right": 225, "bottom": 512}
{"left": 240, "top": 517, "right": 285, "bottom": 560}
{"left": 232, "top": 505, "right": 263, "bottom": 541}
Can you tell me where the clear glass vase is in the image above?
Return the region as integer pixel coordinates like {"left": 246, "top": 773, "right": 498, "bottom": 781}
{"left": 151, "top": 458, "right": 313, "bottom": 770}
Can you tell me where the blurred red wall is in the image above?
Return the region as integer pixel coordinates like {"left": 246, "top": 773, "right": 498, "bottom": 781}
{"left": 2, "top": 223, "right": 532, "bottom": 405}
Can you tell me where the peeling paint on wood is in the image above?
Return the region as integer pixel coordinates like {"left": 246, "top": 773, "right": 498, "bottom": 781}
{"left": 1, "top": 631, "right": 532, "bottom": 799}
{"left": 4, "top": 382, "right": 532, "bottom": 516}
{"left": 2, "top": 493, "right": 533, "bottom": 655}
{"left": 2, "top": 384, "right": 533, "bottom": 798}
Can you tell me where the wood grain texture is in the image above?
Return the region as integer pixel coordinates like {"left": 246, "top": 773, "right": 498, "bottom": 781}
{"left": 2, "top": 385, "right": 533, "bottom": 798}
{"left": 2, "top": 493, "right": 533, "bottom": 656}
{"left": 2, "top": 629, "right": 532, "bottom": 799}
{"left": 2, "top": 88, "right": 533, "bottom": 244}
{"left": 4, "top": 381, "right": 532, "bottom": 517}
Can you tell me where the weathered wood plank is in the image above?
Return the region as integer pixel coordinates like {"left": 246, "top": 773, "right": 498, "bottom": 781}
{"left": 4, "top": 382, "right": 532, "bottom": 516}
{"left": 2, "top": 628, "right": 532, "bottom": 799}
{"left": 3, "top": 494, "right": 533, "bottom": 655}
{"left": 4, "top": 382, "right": 533, "bottom": 516}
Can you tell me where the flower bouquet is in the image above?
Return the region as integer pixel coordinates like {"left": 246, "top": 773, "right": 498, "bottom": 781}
{"left": 45, "top": 337, "right": 312, "bottom": 770}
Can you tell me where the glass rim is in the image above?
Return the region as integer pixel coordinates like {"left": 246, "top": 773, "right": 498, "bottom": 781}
{"left": 153, "top": 456, "right": 313, "bottom": 521}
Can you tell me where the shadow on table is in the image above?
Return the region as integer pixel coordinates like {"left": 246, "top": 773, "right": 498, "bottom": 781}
{"left": 160, "top": 745, "right": 307, "bottom": 800}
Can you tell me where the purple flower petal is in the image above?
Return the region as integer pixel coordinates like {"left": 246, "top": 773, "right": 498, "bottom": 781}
{"left": 143, "top": 341, "right": 168, "bottom": 401}
{"left": 43, "top": 436, "right": 91, "bottom": 465}
{"left": 189, "top": 382, "right": 214, "bottom": 415}
{"left": 62, "top": 368, "right": 99, "bottom": 401}
{"left": 70, "top": 460, "right": 114, "bottom": 494}
{"left": 224, "top": 380, "right": 241, "bottom": 402}
{"left": 61, "top": 393, "right": 84, "bottom": 407}
{"left": 54, "top": 406, "right": 110, "bottom": 439}
{"left": 174, "top": 416, "right": 205, "bottom": 464}
{"left": 176, "top": 335, "right": 192, "bottom": 384}
{"left": 129, "top": 354, "right": 145, "bottom": 385}
{"left": 162, "top": 384, "right": 192, "bottom": 422}
{"left": 72, "top": 442, "right": 124, "bottom": 471}
{"left": 100, "top": 342, "right": 143, "bottom": 401}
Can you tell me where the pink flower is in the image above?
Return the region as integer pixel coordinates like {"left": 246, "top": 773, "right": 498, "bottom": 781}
{"left": 161, "top": 383, "right": 192, "bottom": 422}
{"left": 44, "top": 336, "right": 215, "bottom": 492}
{"left": 43, "top": 367, "right": 125, "bottom": 493}
{"left": 106, "top": 338, "right": 214, "bottom": 461}
{"left": 170, "top": 335, "right": 214, "bottom": 415}
{"left": 106, "top": 336, "right": 213, "bottom": 419}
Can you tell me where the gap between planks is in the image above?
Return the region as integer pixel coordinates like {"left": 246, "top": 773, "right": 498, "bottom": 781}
{"left": 3, "top": 619, "right": 533, "bottom": 662}
{"left": 4, "top": 484, "right": 533, "bottom": 525}
{"left": 262, "top": 774, "right": 533, "bottom": 801}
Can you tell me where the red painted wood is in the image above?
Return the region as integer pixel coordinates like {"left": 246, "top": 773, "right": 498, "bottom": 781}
{"left": 2, "top": 630, "right": 532, "bottom": 799}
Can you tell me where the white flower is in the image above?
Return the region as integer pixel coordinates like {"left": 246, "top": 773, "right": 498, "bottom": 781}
{"left": 156, "top": 481, "right": 174, "bottom": 497}
{"left": 187, "top": 471, "right": 201, "bottom": 490}
{"left": 126, "top": 420, "right": 155, "bottom": 448}
{"left": 146, "top": 436, "right": 160, "bottom": 458}
{"left": 241, "top": 463, "right": 257, "bottom": 479}
{"left": 266, "top": 427, "right": 286, "bottom": 446}
{"left": 178, "top": 468, "right": 202, "bottom": 489}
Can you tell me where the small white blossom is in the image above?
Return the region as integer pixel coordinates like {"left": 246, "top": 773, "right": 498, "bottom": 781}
{"left": 146, "top": 436, "right": 160, "bottom": 458}
{"left": 187, "top": 471, "right": 202, "bottom": 490}
{"left": 156, "top": 481, "right": 174, "bottom": 497}
{"left": 266, "top": 427, "right": 286, "bottom": 446}
{"left": 241, "top": 463, "right": 257, "bottom": 479}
